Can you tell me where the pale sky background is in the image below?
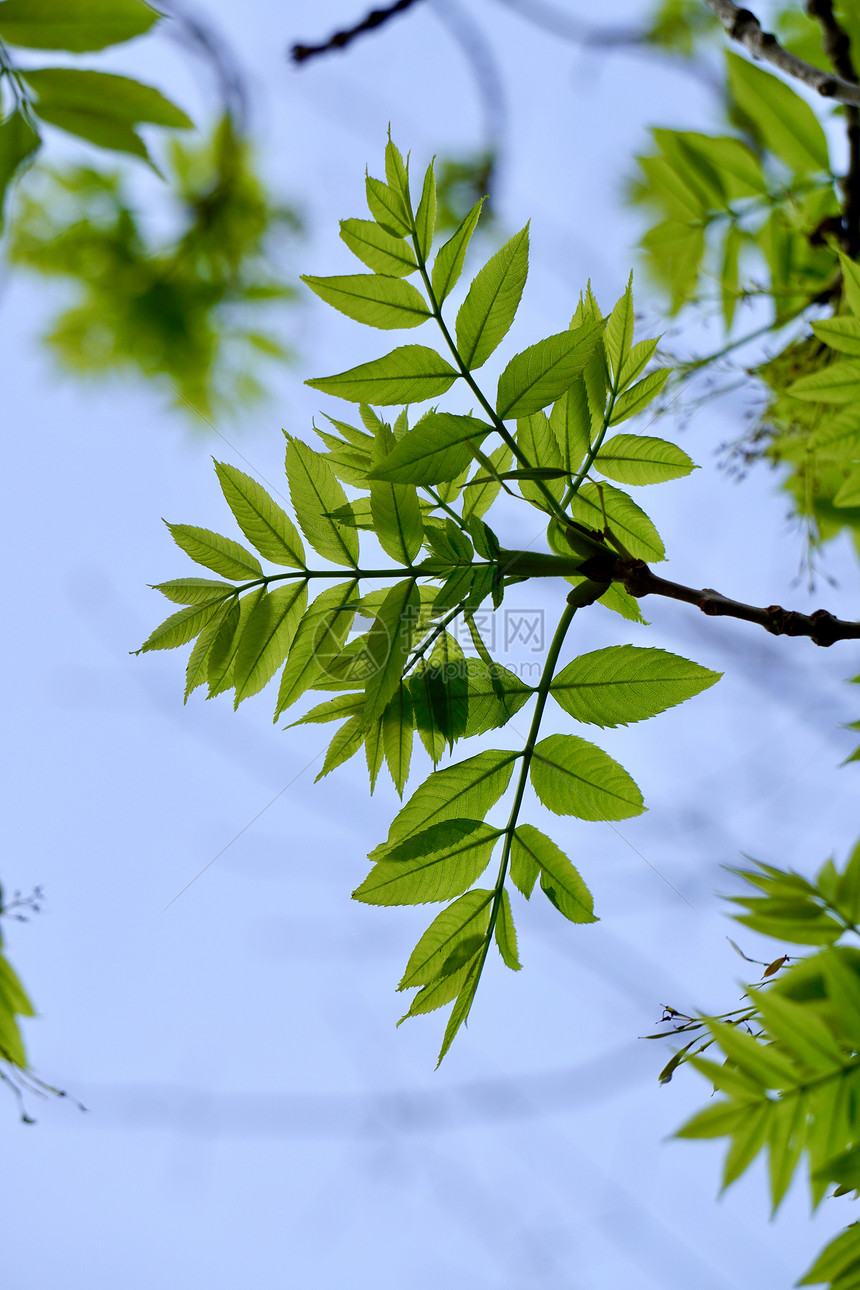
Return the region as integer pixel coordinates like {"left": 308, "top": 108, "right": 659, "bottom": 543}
{"left": 4, "top": 2, "right": 860, "bottom": 1287}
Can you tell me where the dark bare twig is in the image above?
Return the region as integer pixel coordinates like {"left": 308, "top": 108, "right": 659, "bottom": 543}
{"left": 806, "top": 0, "right": 860, "bottom": 257}
{"left": 704, "top": 0, "right": 860, "bottom": 106}
{"left": 610, "top": 558, "right": 860, "bottom": 647}
{"left": 290, "top": 0, "right": 423, "bottom": 65}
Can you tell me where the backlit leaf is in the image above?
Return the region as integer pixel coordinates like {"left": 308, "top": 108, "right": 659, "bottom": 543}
{"left": 307, "top": 345, "right": 458, "bottom": 405}
{"left": 595, "top": 434, "right": 695, "bottom": 485}
{"left": 302, "top": 273, "right": 431, "bottom": 330}
{"left": 215, "top": 462, "right": 306, "bottom": 568}
{"left": 368, "top": 412, "right": 492, "bottom": 484}
{"left": 340, "top": 217, "right": 417, "bottom": 276}
{"left": 285, "top": 437, "right": 359, "bottom": 567}
{"left": 233, "top": 581, "right": 307, "bottom": 704}
{"left": 455, "top": 224, "right": 529, "bottom": 369}
{"left": 512, "top": 824, "right": 597, "bottom": 922}
{"left": 530, "top": 734, "right": 645, "bottom": 821}
{"left": 353, "top": 820, "right": 501, "bottom": 905}
{"left": 569, "top": 481, "right": 665, "bottom": 561}
{"left": 431, "top": 198, "right": 484, "bottom": 304}
{"left": 166, "top": 523, "right": 262, "bottom": 580}
{"left": 496, "top": 323, "right": 604, "bottom": 419}
{"left": 726, "top": 51, "right": 829, "bottom": 175}
{"left": 397, "top": 889, "right": 493, "bottom": 989}
{"left": 551, "top": 645, "right": 720, "bottom": 727}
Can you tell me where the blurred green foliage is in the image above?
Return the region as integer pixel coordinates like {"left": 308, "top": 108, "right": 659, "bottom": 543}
{"left": 8, "top": 115, "right": 301, "bottom": 419}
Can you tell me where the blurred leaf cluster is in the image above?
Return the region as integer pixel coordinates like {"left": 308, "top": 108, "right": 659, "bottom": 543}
{"left": 8, "top": 115, "right": 301, "bottom": 418}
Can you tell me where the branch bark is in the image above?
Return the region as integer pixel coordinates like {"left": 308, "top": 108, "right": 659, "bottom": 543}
{"left": 613, "top": 558, "right": 860, "bottom": 647}
{"left": 290, "top": 0, "right": 423, "bottom": 65}
{"left": 806, "top": 0, "right": 860, "bottom": 257}
{"left": 703, "top": 0, "right": 860, "bottom": 106}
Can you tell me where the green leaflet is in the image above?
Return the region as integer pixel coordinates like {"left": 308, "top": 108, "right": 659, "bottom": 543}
{"left": 369, "top": 424, "right": 424, "bottom": 562}
{"left": 353, "top": 820, "right": 501, "bottom": 905}
{"left": 383, "top": 682, "right": 413, "bottom": 796}
{"left": 316, "top": 715, "right": 365, "bottom": 781}
{"left": 512, "top": 824, "right": 596, "bottom": 923}
{"left": 233, "top": 581, "right": 307, "bottom": 705}
{"left": 437, "top": 958, "right": 483, "bottom": 1063}
{"left": 274, "top": 580, "right": 359, "bottom": 717}
{"left": 726, "top": 51, "right": 830, "bottom": 176}
{"left": 137, "top": 596, "right": 227, "bottom": 654}
{"left": 608, "top": 368, "right": 670, "bottom": 424}
{"left": 595, "top": 434, "right": 695, "bottom": 485}
{"left": 640, "top": 220, "right": 705, "bottom": 315}
{"left": 604, "top": 277, "right": 634, "bottom": 384}
{"left": 516, "top": 412, "right": 565, "bottom": 507}
{"left": 431, "top": 198, "right": 485, "bottom": 304}
{"left": 301, "top": 273, "right": 431, "bottom": 330}
{"left": 798, "top": 1225, "right": 860, "bottom": 1287}
{"left": 307, "top": 345, "right": 458, "bottom": 405}
{"left": 215, "top": 461, "right": 306, "bottom": 568}
{"left": 812, "top": 317, "right": 860, "bottom": 357}
{"left": 839, "top": 251, "right": 860, "bottom": 316}
{"left": 285, "top": 437, "right": 359, "bottom": 567}
{"left": 339, "top": 217, "right": 417, "bottom": 277}
{"left": 789, "top": 361, "right": 860, "bottom": 404}
{"left": 721, "top": 223, "right": 742, "bottom": 332}
{"left": 398, "top": 888, "right": 493, "bottom": 989}
{"left": 462, "top": 444, "right": 513, "bottom": 520}
{"left": 370, "top": 749, "right": 519, "bottom": 859}
{"left": 365, "top": 173, "right": 410, "bottom": 237}
{"left": 460, "top": 659, "right": 533, "bottom": 735}
{"left": 21, "top": 67, "right": 190, "bottom": 167}
{"left": 367, "top": 412, "right": 492, "bottom": 485}
{"left": 550, "top": 645, "right": 720, "bottom": 727}
{"left": 184, "top": 599, "right": 235, "bottom": 701}
{"left": 530, "top": 733, "right": 645, "bottom": 821}
{"left": 365, "top": 714, "right": 385, "bottom": 792}
{"left": 414, "top": 161, "right": 437, "bottom": 262}
{"left": 0, "top": 110, "right": 40, "bottom": 231}
{"left": 362, "top": 578, "right": 420, "bottom": 725}
{"left": 496, "top": 323, "right": 604, "bottom": 420}
{"left": 494, "top": 888, "right": 521, "bottom": 969}
{"left": 569, "top": 481, "right": 665, "bottom": 561}
{"left": 166, "top": 523, "right": 262, "bottom": 580}
{"left": 0, "top": 0, "right": 159, "bottom": 51}
{"left": 455, "top": 224, "right": 529, "bottom": 369}
{"left": 154, "top": 577, "right": 236, "bottom": 605}
{"left": 291, "top": 692, "right": 364, "bottom": 726}
{"left": 549, "top": 382, "right": 591, "bottom": 475}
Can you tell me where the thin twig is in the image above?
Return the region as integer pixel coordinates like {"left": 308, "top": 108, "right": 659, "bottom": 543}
{"left": 290, "top": 0, "right": 423, "bottom": 64}
{"left": 609, "top": 558, "right": 860, "bottom": 647}
{"left": 806, "top": 0, "right": 860, "bottom": 256}
{"left": 703, "top": 0, "right": 860, "bottom": 106}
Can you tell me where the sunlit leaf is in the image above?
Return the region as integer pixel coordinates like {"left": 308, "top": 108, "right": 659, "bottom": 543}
{"left": 456, "top": 224, "right": 529, "bottom": 369}
{"left": 530, "top": 733, "right": 644, "bottom": 821}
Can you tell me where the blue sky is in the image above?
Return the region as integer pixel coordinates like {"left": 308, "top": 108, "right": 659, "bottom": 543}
{"left": 3, "top": 2, "right": 860, "bottom": 1287}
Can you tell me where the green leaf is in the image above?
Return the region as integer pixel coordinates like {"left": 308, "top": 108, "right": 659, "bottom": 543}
{"left": 751, "top": 986, "right": 844, "bottom": 1073}
{"left": 365, "top": 173, "right": 410, "bottom": 236}
{"left": 0, "top": 952, "right": 33, "bottom": 1019}
{"left": 798, "top": 1225, "right": 860, "bottom": 1286}
{"left": 166, "top": 523, "right": 263, "bottom": 580}
{"left": 675, "top": 1099, "right": 761, "bottom": 1141}
{"left": 514, "top": 824, "right": 597, "bottom": 922}
{"left": 721, "top": 223, "right": 742, "bottom": 332}
{"left": 0, "top": 109, "right": 40, "bottom": 231}
{"left": 153, "top": 577, "right": 236, "bottom": 606}
{"left": 462, "top": 444, "right": 513, "bottom": 520}
{"left": 353, "top": 820, "right": 501, "bottom": 905}
{"left": 789, "top": 361, "right": 860, "bottom": 403}
{"left": 604, "top": 276, "right": 635, "bottom": 383}
{"left": 640, "top": 220, "right": 705, "bottom": 314}
{"left": 548, "top": 383, "right": 590, "bottom": 475}
{"left": 461, "top": 660, "right": 532, "bottom": 736}
{"left": 397, "top": 889, "right": 492, "bottom": 989}
{"left": 608, "top": 368, "right": 670, "bottom": 424}
{"left": 274, "top": 581, "right": 359, "bottom": 717}
{"left": 214, "top": 462, "right": 306, "bottom": 569}
{"left": 206, "top": 591, "right": 262, "bottom": 697}
{"left": 137, "top": 597, "right": 227, "bottom": 654}
{"left": 307, "top": 345, "right": 458, "bottom": 405}
{"left": 339, "top": 217, "right": 417, "bottom": 277}
{"left": 516, "top": 412, "right": 565, "bottom": 507}
{"left": 414, "top": 161, "right": 437, "bottom": 261}
{"left": 496, "top": 323, "right": 604, "bottom": 420}
{"left": 368, "top": 427, "right": 426, "bottom": 561}
{"left": 569, "top": 481, "right": 665, "bottom": 561}
{"left": 233, "top": 581, "right": 307, "bottom": 705}
{"left": 722, "top": 1099, "right": 773, "bottom": 1189}
{"left": 839, "top": 252, "right": 860, "bottom": 317}
{"left": 813, "top": 317, "right": 860, "bottom": 357}
{"left": 455, "top": 224, "right": 529, "bottom": 370}
{"left": 368, "top": 412, "right": 492, "bottom": 485}
{"left": 291, "top": 693, "right": 364, "bottom": 726}
{"left": 530, "top": 733, "right": 645, "bottom": 821}
{"left": 362, "top": 578, "right": 420, "bottom": 725}
{"left": 285, "top": 437, "right": 359, "bottom": 567}
{"left": 431, "top": 198, "right": 485, "bottom": 304}
{"left": 384, "top": 137, "right": 410, "bottom": 207}
{"left": 618, "top": 339, "right": 659, "bottom": 393}
{"left": 437, "top": 957, "right": 483, "bottom": 1063}
{"left": 495, "top": 888, "right": 521, "bottom": 969}
{"left": 705, "top": 1018, "right": 798, "bottom": 1088}
{"left": 315, "top": 716, "right": 365, "bottom": 781}
{"left": 301, "top": 274, "right": 431, "bottom": 330}
{"left": 595, "top": 434, "right": 695, "bottom": 485}
{"left": 184, "top": 599, "right": 235, "bottom": 701}
{"left": 371, "top": 749, "right": 519, "bottom": 859}
{"left": 383, "top": 682, "right": 414, "bottom": 796}
{"left": 0, "top": 0, "right": 159, "bottom": 51}
{"left": 550, "top": 645, "right": 720, "bottom": 727}
{"left": 726, "top": 51, "right": 830, "bottom": 175}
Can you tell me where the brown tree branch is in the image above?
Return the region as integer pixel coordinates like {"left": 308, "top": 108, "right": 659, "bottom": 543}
{"left": 806, "top": 0, "right": 860, "bottom": 256}
{"left": 703, "top": 0, "right": 860, "bottom": 106}
{"left": 290, "top": 0, "right": 423, "bottom": 65}
{"left": 613, "top": 558, "right": 860, "bottom": 647}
